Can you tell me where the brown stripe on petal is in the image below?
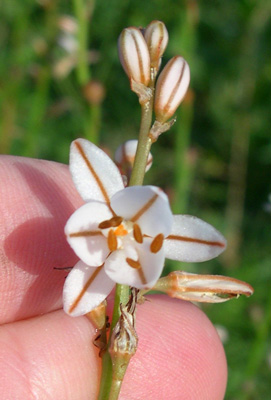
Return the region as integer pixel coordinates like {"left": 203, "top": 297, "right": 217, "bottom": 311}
{"left": 153, "top": 27, "right": 164, "bottom": 63}
{"left": 69, "top": 230, "right": 103, "bottom": 238}
{"left": 131, "top": 30, "right": 145, "bottom": 85}
{"left": 126, "top": 258, "right": 147, "bottom": 285}
{"left": 166, "top": 234, "right": 225, "bottom": 248}
{"left": 107, "top": 229, "right": 118, "bottom": 251}
{"left": 74, "top": 141, "right": 111, "bottom": 205}
{"left": 150, "top": 233, "right": 164, "bottom": 253}
{"left": 69, "top": 265, "right": 104, "bottom": 314}
{"left": 163, "top": 58, "right": 186, "bottom": 116}
{"left": 130, "top": 193, "right": 159, "bottom": 222}
{"left": 133, "top": 223, "right": 143, "bottom": 243}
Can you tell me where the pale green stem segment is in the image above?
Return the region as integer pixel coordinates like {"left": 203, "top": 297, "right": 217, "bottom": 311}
{"left": 98, "top": 82, "right": 155, "bottom": 400}
{"left": 108, "top": 359, "right": 129, "bottom": 400}
{"left": 129, "top": 99, "right": 154, "bottom": 186}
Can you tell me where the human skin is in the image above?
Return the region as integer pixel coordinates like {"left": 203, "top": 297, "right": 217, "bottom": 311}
{"left": 0, "top": 156, "right": 227, "bottom": 400}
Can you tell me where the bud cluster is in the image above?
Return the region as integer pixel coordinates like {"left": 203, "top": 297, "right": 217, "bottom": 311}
{"left": 118, "top": 20, "right": 190, "bottom": 127}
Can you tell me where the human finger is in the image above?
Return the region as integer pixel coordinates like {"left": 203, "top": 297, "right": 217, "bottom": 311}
{"left": 0, "top": 296, "right": 227, "bottom": 400}
{"left": 0, "top": 156, "right": 82, "bottom": 324}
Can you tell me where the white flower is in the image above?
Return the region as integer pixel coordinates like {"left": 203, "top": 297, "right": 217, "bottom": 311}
{"left": 63, "top": 139, "right": 227, "bottom": 316}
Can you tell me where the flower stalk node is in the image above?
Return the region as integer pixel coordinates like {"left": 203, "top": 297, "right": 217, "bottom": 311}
{"left": 149, "top": 118, "right": 177, "bottom": 142}
{"left": 130, "top": 79, "right": 153, "bottom": 105}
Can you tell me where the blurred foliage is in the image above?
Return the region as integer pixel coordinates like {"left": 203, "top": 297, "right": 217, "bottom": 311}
{"left": 1, "top": 0, "right": 271, "bottom": 398}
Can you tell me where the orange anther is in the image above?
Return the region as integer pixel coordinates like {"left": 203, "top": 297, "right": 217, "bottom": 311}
{"left": 126, "top": 258, "right": 141, "bottom": 269}
{"left": 99, "top": 216, "right": 123, "bottom": 229}
{"left": 133, "top": 223, "right": 143, "bottom": 243}
{"left": 114, "top": 224, "right": 128, "bottom": 236}
{"left": 107, "top": 229, "right": 118, "bottom": 251}
{"left": 150, "top": 233, "right": 164, "bottom": 253}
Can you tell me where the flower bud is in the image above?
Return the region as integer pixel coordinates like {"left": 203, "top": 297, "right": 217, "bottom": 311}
{"left": 144, "top": 20, "right": 168, "bottom": 72}
{"left": 118, "top": 27, "right": 150, "bottom": 86}
{"left": 115, "top": 140, "right": 153, "bottom": 173}
{"left": 154, "top": 56, "right": 190, "bottom": 123}
{"left": 154, "top": 271, "right": 254, "bottom": 303}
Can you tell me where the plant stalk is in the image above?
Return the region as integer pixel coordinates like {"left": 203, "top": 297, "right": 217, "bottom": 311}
{"left": 97, "top": 88, "right": 154, "bottom": 399}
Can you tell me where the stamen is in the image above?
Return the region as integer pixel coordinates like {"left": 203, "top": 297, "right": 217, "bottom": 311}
{"left": 133, "top": 223, "right": 143, "bottom": 243}
{"left": 99, "top": 216, "right": 123, "bottom": 229}
{"left": 150, "top": 233, "right": 164, "bottom": 253}
{"left": 126, "top": 258, "right": 147, "bottom": 285}
{"left": 126, "top": 258, "right": 141, "bottom": 269}
{"left": 108, "top": 229, "right": 118, "bottom": 251}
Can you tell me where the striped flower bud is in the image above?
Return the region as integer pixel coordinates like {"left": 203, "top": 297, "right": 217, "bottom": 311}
{"left": 118, "top": 27, "right": 150, "bottom": 86}
{"left": 154, "top": 56, "right": 190, "bottom": 123}
{"left": 153, "top": 271, "right": 254, "bottom": 303}
{"left": 144, "top": 20, "right": 168, "bottom": 72}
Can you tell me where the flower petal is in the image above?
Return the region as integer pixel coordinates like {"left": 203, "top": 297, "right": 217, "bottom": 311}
{"left": 157, "top": 271, "right": 254, "bottom": 303}
{"left": 70, "top": 138, "right": 124, "bottom": 203}
{"left": 164, "top": 215, "right": 226, "bottom": 262}
{"left": 65, "top": 201, "right": 112, "bottom": 266}
{"left": 104, "top": 238, "right": 165, "bottom": 289}
{"left": 63, "top": 261, "right": 115, "bottom": 316}
{"left": 110, "top": 185, "right": 173, "bottom": 237}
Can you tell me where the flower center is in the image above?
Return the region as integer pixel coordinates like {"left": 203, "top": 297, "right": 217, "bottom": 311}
{"left": 99, "top": 216, "right": 144, "bottom": 252}
{"left": 114, "top": 223, "right": 128, "bottom": 236}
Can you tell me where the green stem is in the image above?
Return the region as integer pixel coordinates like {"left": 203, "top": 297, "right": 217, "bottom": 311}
{"left": 129, "top": 98, "right": 154, "bottom": 186}
{"left": 108, "top": 379, "right": 122, "bottom": 400}
{"left": 111, "top": 284, "right": 130, "bottom": 331}
{"left": 97, "top": 352, "right": 113, "bottom": 400}
{"left": 97, "top": 89, "right": 154, "bottom": 399}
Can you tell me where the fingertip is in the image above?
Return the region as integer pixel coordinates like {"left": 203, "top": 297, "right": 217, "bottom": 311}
{"left": 0, "top": 156, "right": 83, "bottom": 323}
{"left": 121, "top": 296, "right": 227, "bottom": 400}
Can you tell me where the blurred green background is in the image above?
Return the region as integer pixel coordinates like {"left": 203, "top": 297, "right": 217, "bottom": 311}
{"left": 1, "top": 0, "right": 270, "bottom": 398}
